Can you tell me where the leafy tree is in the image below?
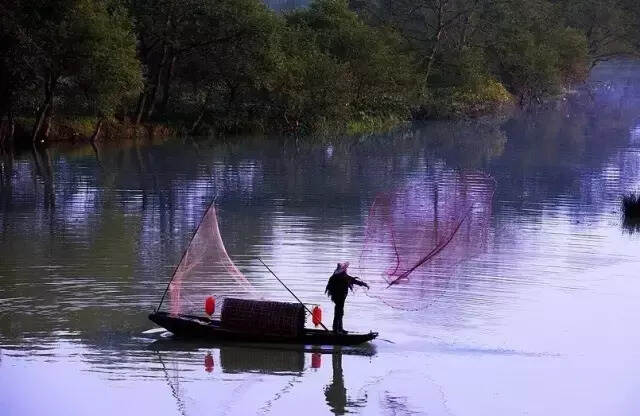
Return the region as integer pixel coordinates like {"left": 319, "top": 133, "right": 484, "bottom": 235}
{"left": 483, "top": 0, "right": 588, "bottom": 102}
{"left": 558, "top": 0, "right": 640, "bottom": 67}
{"left": 131, "top": 0, "right": 282, "bottom": 131}
{"left": 68, "top": 0, "right": 143, "bottom": 138}
{"left": 1, "top": 0, "right": 141, "bottom": 142}
{"left": 0, "top": 1, "right": 34, "bottom": 142}
{"left": 1, "top": 0, "right": 639, "bottom": 138}
{"left": 277, "top": 0, "right": 419, "bottom": 131}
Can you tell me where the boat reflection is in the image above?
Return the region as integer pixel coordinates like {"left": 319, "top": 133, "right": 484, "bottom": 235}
{"left": 150, "top": 337, "right": 375, "bottom": 363}
{"left": 622, "top": 216, "right": 640, "bottom": 234}
{"left": 220, "top": 345, "right": 305, "bottom": 375}
{"left": 150, "top": 338, "right": 375, "bottom": 414}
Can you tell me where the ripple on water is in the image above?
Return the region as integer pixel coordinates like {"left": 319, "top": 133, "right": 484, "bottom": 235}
{"left": 2, "top": 63, "right": 640, "bottom": 415}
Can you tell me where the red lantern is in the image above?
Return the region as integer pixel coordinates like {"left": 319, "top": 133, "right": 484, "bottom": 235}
{"left": 205, "top": 296, "right": 215, "bottom": 316}
{"left": 204, "top": 353, "right": 214, "bottom": 373}
{"left": 311, "top": 353, "right": 322, "bottom": 369}
{"left": 312, "top": 305, "right": 322, "bottom": 327}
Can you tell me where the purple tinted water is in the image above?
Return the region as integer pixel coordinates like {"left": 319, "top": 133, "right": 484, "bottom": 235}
{"left": 1, "top": 61, "right": 640, "bottom": 415}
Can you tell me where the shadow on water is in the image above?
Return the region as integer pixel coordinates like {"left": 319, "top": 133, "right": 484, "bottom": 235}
{"left": 148, "top": 336, "right": 377, "bottom": 360}
{"left": 324, "top": 347, "right": 368, "bottom": 415}
{"left": 622, "top": 217, "right": 640, "bottom": 234}
{"left": 149, "top": 338, "right": 376, "bottom": 415}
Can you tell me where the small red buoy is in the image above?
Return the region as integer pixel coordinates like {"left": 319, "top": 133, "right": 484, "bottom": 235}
{"left": 204, "top": 353, "right": 214, "bottom": 373}
{"left": 205, "top": 296, "right": 215, "bottom": 316}
{"left": 311, "top": 352, "right": 322, "bottom": 369}
{"left": 312, "top": 305, "right": 322, "bottom": 327}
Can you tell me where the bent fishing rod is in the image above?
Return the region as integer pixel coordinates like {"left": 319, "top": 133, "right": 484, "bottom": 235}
{"left": 258, "top": 258, "right": 329, "bottom": 332}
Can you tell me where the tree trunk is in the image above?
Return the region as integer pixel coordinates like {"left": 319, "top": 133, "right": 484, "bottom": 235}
{"left": 147, "top": 15, "right": 172, "bottom": 120}
{"left": 190, "top": 110, "right": 206, "bottom": 135}
{"left": 32, "top": 101, "right": 51, "bottom": 143}
{"left": 8, "top": 112, "right": 15, "bottom": 143}
{"left": 190, "top": 91, "right": 211, "bottom": 135}
{"left": 146, "top": 43, "right": 169, "bottom": 120}
{"left": 424, "top": 29, "right": 443, "bottom": 89}
{"left": 159, "top": 54, "right": 177, "bottom": 115}
{"left": 90, "top": 118, "right": 104, "bottom": 143}
{"left": 135, "top": 92, "right": 147, "bottom": 124}
{"left": 90, "top": 122, "right": 103, "bottom": 167}
{"left": 32, "top": 73, "right": 56, "bottom": 143}
{"left": 457, "top": 0, "right": 479, "bottom": 51}
{"left": 42, "top": 105, "right": 54, "bottom": 140}
{"left": 423, "top": 1, "right": 445, "bottom": 90}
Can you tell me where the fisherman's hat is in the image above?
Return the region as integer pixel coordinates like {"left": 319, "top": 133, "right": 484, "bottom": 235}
{"left": 334, "top": 262, "right": 349, "bottom": 274}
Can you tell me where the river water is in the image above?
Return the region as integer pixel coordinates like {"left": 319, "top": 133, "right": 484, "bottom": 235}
{"left": 1, "top": 61, "right": 640, "bottom": 415}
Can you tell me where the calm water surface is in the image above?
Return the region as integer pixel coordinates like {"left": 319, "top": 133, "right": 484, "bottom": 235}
{"left": 1, "top": 62, "right": 640, "bottom": 415}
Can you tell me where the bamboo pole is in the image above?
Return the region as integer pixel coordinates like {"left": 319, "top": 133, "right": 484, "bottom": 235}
{"left": 258, "top": 258, "right": 329, "bottom": 332}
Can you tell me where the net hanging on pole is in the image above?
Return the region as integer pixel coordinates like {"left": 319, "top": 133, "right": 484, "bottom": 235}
{"left": 168, "top": 204, "right": 254, "bottom": 316}
{"left": 359, "top": 171, "right": 495, "bottom": 310}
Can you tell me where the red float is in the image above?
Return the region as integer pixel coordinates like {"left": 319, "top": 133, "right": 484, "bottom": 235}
{"left": 312, "top": 305, "right": 322, "bottom": 327}
{"left": 205, "top": 296, "right": 215, "bottom": 316}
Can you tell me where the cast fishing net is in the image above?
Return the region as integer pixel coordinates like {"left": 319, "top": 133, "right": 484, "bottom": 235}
{"left": 167, "top": 204, "right": 254, "bottom": 316}
{"left": 359, "top": 171, "right": 495, "bottom": 310}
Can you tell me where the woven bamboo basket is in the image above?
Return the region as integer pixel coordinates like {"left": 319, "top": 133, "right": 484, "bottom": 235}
{"left": 221, "top": 298, "right": 306, "bottom": 337}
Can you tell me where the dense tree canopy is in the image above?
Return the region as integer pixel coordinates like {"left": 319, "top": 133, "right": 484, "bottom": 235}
{"left": 1, "top": 0, "right": 639, "bottom": 141}
{"left": 0, "top": 0, "right": 141, "bottom": 142}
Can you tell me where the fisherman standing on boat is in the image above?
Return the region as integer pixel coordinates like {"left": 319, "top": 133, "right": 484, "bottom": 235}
{"left": 325, "top": 262, "right": 369, "bottom": 334}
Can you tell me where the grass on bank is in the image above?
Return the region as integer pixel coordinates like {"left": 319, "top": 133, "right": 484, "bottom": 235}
{"left": 346, "top": 114, "right": 404, "bottom": 135}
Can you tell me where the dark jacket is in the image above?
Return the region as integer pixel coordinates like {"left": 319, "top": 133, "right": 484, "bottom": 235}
{"left": 325, "top": 271, "right": 367, "bottom": 303}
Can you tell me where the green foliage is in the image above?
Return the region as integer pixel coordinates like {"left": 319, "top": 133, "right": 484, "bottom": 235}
{"left": 1, "top": 0, "right": 639, "bottom": 139}
{"left": 558, "top": 0, "right": 640, "bottom": 64}
{"left": 169, "top": 0, "right": 283, "bottom": 130}
{"left": 274, "top": 0, "right": 419, "bottom": 132}
{"left": 71, "top": 0, "right": 142, "bottom": 117}
{"left": 0, "top": 0, "right": 142, "bottom": 141}
{"left": 481, "top": 1, "right": 589, "bottom": 101}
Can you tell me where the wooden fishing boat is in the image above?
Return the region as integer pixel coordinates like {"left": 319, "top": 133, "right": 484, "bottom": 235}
{"left": 149, "top": 311, "right": 378, "bottom": 346}
{"left": 149, "top": 204, "right": 378, "bottom": 346}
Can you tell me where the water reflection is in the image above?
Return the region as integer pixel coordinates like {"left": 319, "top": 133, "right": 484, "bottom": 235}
{"left": 147, "top": 339, "right": 377, "bottom": 415}
{"left": 1, "top": 61, "right": 640, "bottom": 415}
{"left": 324, "top": 347, "right": 367, "bottom": 415}
{"left": 622, "top": 214, "right": 640, "bottom": 234}
{"left": 220, "top": 346, "right": 305, "bottom": 375}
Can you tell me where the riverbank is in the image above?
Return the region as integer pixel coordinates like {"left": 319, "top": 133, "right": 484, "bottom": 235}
{"left": 3, "top": 83, "right": 517, "bottom": 146}
{"left": 2, "top": 117, "right": 176, "bottom": 149}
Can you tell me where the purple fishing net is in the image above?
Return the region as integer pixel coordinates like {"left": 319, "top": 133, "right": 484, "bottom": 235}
{"left": 359, "top": 171, "right": 495, "bottom": 309}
